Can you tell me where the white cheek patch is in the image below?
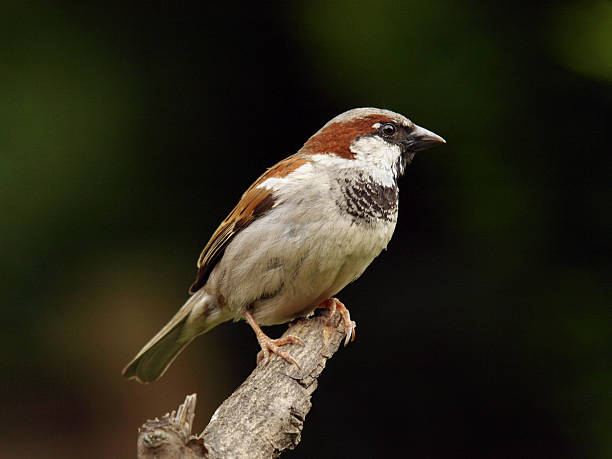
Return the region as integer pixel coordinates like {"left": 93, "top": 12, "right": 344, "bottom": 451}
{"left": 348, "top": 136, "right": 401, "bottom": 186}
{"left": 350, "top": 135, "right": 400, "bottom": 165}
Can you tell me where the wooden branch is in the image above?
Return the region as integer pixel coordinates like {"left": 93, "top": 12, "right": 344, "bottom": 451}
{"left": 137, "top": 394, "right": 206, "bottom": 458}
{"left": 136, "top": 311, "right": 348, "bottom": 458}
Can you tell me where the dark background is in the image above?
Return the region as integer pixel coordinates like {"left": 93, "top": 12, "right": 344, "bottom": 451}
{"left": 2, "top": 1, "right": 611, "bottom": 457}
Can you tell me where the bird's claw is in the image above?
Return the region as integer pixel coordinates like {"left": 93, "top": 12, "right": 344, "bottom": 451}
{"left": 256, "top": 334, "right": 304, "bottom": 369}
{"left": 320, "top": 298, "right": 357, "bottom": 347}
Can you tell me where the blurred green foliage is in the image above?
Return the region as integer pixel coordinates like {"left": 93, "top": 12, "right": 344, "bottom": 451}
{"left": 1, "top": 1, "right": 610, "bottom": 458}
{"left": 549, "top": 1, "right": 612, "bottom": 81}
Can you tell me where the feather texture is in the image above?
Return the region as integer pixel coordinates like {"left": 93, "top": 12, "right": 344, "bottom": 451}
{"left": 189, "top": 155, "right": 311, "bottom": 293}
{"left": 123, "top": 107, "right": 445, "bottom": 383}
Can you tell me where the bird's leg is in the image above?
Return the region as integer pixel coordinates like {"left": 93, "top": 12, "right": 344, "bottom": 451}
{"left": 317, "top": 298, "right": 356, "bottom": 347}
{"left": 244, "top": 309, "right": 304, "bottom": 368}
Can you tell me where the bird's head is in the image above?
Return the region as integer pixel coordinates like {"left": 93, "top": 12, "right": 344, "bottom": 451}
{"left": 300, "top": 107, "right": 445, "bottom": 177}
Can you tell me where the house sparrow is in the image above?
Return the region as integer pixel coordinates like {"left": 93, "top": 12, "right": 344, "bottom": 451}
{"left": 122, "top": 107, "right": 445, "bottom": 383}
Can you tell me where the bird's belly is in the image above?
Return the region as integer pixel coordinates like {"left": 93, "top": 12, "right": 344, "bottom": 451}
{"left": 223, "top": 215, "right": 397, "bottom": 326}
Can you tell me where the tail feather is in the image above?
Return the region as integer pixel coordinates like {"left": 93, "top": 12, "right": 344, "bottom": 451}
{"left": 122, "top": 292, "right": 220, "bottom": 383}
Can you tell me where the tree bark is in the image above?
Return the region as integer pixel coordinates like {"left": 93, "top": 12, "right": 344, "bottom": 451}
{"left": 136, "top": 311, "right": 348, "bottom": 458}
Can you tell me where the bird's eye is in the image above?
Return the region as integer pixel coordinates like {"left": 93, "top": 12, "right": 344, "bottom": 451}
{"left": 381, "top": 123, "right": 397, "bottom": 137}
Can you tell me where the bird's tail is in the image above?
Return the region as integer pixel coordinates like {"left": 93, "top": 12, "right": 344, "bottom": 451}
{"left": 122, "top": 290, "right": 223, "bottom": 383}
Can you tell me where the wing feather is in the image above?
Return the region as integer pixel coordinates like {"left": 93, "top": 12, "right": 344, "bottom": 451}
{"left": 189, "top": 155, "right": 310, "bottom": 294}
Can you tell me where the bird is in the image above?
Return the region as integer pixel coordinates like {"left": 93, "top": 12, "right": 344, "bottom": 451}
{"left": 122, "top": 107, "right": 445, "bottom": 383}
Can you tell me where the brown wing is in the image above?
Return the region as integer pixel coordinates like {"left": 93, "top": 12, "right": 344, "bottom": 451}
{"left": 189, "top": 155, "right": 310, "bottom": 294}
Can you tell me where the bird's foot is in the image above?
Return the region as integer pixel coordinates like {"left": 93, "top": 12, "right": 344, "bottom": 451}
{"left": 256, "top": 333, "right": 304, "bottom": 368}
{"left": 244, "top": 309, "right": 304, "bottom": 369}
{"left": 288, "top": 317, "right": 307, "bottom": 328}
{"left": 318, "top": 298, "right": 356, "bottom": 347}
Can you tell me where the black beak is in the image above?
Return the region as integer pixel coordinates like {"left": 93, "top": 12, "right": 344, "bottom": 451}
{"left": 401, "top": 124, "right": 446, "bottom": 152}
